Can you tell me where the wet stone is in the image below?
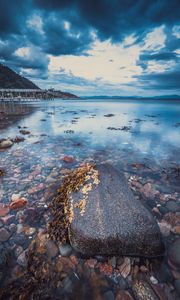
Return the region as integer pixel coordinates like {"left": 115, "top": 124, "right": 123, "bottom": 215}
{"left": 68, "top": 164, "right": 164, "bottom": 257}
{"left": 46, "top": 240, "right": 59, "bottom": 258}
{"left": 116, "top": 291, "right": 134, "bottom": 300}
{"left": 9, "top": 233, "right": 28, "bottom": 248}
{"left": 17, "top": 250, "right": 27, "bottom": 267}
{"left": 117, "top": 275, "right": 128, "bottom": 290}
{"left": 0, "top": 244, "right": 9, "bottom": 269}
{"left": 59, "top": 243, "right": 72, "bottom": 257}
{"left": 168, "top": 238, "right": 180, "bottom": 268}
{"left": 165, "top": 200, "right": 180, "bottom": 212}
{"left": 174, "top": 279, "right": 180, "bottom": 296}
{"left": 103, "top": 290, "right": 115, "bottom": 300}
{"left": 0, "top": 228, "right": 10, "bottom": 242}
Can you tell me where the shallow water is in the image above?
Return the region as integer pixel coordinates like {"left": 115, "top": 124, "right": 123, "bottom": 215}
{"left": 1, "top": 99, "right": 180, "bottom": 165}
{"left": 0, "top": 99, "right": 180, "bottom": 299}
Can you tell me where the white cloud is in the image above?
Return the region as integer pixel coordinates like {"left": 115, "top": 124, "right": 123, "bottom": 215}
{"left": 27, "top": 15, "right": 44, "bottom": 34}
{"left": 15, "top": 47, "right": 31, "bottom": 58}
{"left": 49, "top": 37, "right": 142, "bottom": 84}
{"left": 142, "top": 26, "right": 166, "bottom": 51}
{"left": 172, "top": 25, "right": 180, "bottom": 38}
{"left": 146, "top": 60, "right": 176, "bottom": 73}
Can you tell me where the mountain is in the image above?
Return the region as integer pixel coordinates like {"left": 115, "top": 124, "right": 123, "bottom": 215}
{"left": 84, "top": 95, "right": 180, "bottom": 100}
{"left": 0, "top": 63, "right": 39, "bottom": 89}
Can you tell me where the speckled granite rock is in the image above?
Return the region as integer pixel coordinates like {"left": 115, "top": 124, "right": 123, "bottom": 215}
{"left": 68, "top": 164, "right": 164, "bottom": 257}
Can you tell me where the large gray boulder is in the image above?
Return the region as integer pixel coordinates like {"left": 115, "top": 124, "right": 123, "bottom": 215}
{"left": 68, "top": 164, "right": 164, "bottom": 257}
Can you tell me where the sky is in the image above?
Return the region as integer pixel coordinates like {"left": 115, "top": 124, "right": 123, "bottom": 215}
{"left": 0, "top": 0, "right": 179, "bottom": 96}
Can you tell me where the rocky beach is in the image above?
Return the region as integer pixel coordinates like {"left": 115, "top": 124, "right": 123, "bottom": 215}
{"left": 0, "top": 99, "right": 180, "bottom": 299}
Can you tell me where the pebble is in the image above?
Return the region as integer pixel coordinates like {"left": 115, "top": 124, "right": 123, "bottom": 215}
{"left": 24, "top": 227, "right": 36, "bottom": 236}
{"left": 158, "top": 220, "right": 172, "bottom": 237}
{"left": 86, "top": 258, "right": 97, "bottom": 268}
{"left": 168, "top": 238, "right": 180, "bottom": 267}
{"left": 95, "top": 255, "right": 107, "bottom": 263}
{"left": 11, "top": 194, "right": 21, "bottom": 201}
{"left": 165, "top": 200, "right": 180, "bottom": 212}
{"left": 14, "top": 245, "right": 24, "bottom": 258}
{"left": 9, "top": 223, "right": 17, "bottom": 234}
{"left": 99, "top": 262, "right": 113, "bottom": 276}
{"left": 9, "top": 198, "right": 28, "bottom": 210}
{"left": 116, "top": 291, "right": 134, "bottom": 300}
{"left": 174, "top": 279, "right": 180, "bottom": 296}
{"left": 46, "top": 240, "right": 59, "bottom": 258}
{"left": 171, "top": 226, "right": 180, "bottom": 235}
{"left": 9, "top": 233, "right": 28, "bottom": 248}
{"left": 103, "top": 290, "right": 115, "bottom": 300}
{"left": 17, "top": 250, "right": 27, "bottom": 267}
{"left": 150, "top": 275, "right": 158, "bottom": 284}
{"left": 140, "top": 183, "right": 158, "bottom": 199}
{"left": 0, "top": 140, "right": 13, "bottom": 149}
{"left": 59, "top": 243, "right": 72, "bottom": 257}
{"left": 63, "top": 156, "right": 74, "bottom": 163}
{"left": 1, "top": 214, "right": 15, "bottom": 225}
{"left": 0, "top": 228, "right": 10, "bottom": 242}
{"left": 118, "top": 257, "right": 131, "bottom": 278}
{"left": 108, "top": 256, "right": 116, "bottom": 268}
{"left": 0, "top": 244, "right": 9, "bottom": 268}
{"left": 17, "top": 223, "right": 23, "bottom": 233}
{"left": 117, "top": 275, "right": 128, "bottom": 290}
{"left": 0, "top": 204, "right": 9, "bottom": 217}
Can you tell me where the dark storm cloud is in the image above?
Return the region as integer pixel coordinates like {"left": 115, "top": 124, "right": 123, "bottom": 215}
{"left": 33, "top": 0, "right": 180, "bottom": 43}
{"left": 1, "top": 0, "right": 180, "bottom": 57}
{"left": 0, "top": 0, "right": 31, "bottom": 35}
{"left": 135, "top": 69, "right": 180, "bottom": 90}
{"left": 0, "top": 0, "right": 179, "bottom": 93}
{"left": 42, "top": 11, "right": 93, "bottom": 55}
{"left": 140, "top": 52, "right": 179, "bottom": 61}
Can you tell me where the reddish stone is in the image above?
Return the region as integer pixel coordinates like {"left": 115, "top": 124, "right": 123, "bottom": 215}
{"left": 116, "top": 291, "right": 134, "bottom": 300}
{"left": 1, "top": 214, "right": 15, "bottom": 225}
{"left": 46, "top": 240, "right": 59, "bottom": 258}
{"left": 9, "top": 198, "right": 28, "bottom": 210}
{"left": 131, "top": 180, "right": 142, "bottom": 189}
{"left": 99, "top": 262, "right": 113, "bottom": 276}
{"left": 63, "top": 156, "right": 74, "bottom": 163}
{"left": 118, "top": 257, "right": 131, "bottom": 278}
{"left": 70, "top": 255, "right": 78, "bottom": 266}
{"left": 140, "top": 183, "right": 159, "bottom": 198}
{"left": 28, "top": 183, "right": 45, "bottom": 194}
{"left": 0, "top": 203, "right": 9, "bottom": 217}
{"left": 85, "top": 258, "right": 97, "bottom": 269}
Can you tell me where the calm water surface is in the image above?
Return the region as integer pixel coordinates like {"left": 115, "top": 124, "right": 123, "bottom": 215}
{"left": 1, "top": 99, "right": 180, "bottom": 165}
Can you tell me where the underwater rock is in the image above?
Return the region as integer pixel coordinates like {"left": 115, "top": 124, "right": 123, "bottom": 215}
{"left": 9, "top": 198, "right": 28, "bottom": 210}
{"left": 0, "top": 204, "right": 9, "bottom": 217}
{"left": 63, "top": 156, "right": 74, "bottom": 163}
{"left": 68, "top": 164, "right": 164, "bottom": 257}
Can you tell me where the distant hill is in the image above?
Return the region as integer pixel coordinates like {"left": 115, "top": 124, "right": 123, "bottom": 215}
{"left": 0, "top": 63, "right": 79, "bottom": 99}
{"left": 0, "top": 63, "right": 39, "bottom": 89}
{"left": 84, "top": 95, "right": 180, "bottom": 100}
